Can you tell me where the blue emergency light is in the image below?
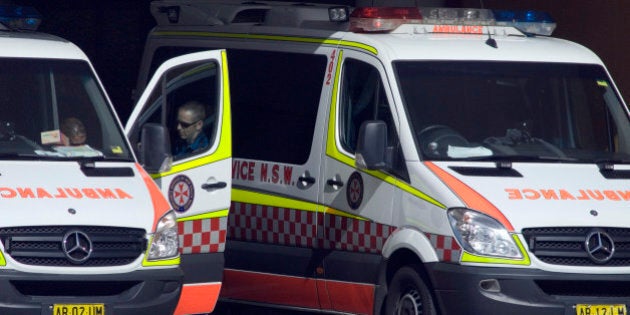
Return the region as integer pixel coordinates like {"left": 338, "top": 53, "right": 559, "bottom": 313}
{"left": 0, "top": 5, "right": 42, "bottom": 31}
{"left": 493, "top": 9, "right": 556, "bottom": 36}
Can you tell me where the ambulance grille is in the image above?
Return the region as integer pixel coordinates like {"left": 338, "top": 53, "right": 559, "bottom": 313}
{"left": 523, "top": 227, "right": 630, "bottom": 266}
{"left": 0, "top": 226, "right": 147, "bottom": 267}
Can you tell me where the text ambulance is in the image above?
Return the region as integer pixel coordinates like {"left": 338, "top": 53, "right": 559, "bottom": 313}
{"left": 0, "top": 5, "right": 216, "bottom": 315}
{"left": 131, "top": 1, "right": 630, "bottom": 315}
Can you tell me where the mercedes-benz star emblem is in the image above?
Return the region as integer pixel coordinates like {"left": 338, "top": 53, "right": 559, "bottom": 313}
{"left": 585, "top": 230, "right": 615, "bottom": 264}
{"left": 62, "top": 230, "right": 93, "bottom": 264}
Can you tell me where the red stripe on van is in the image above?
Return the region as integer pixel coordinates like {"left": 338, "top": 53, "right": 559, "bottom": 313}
{"left": 135, "top": 163, "right": 171, "bottom": 229}
{"left": 222, "top": 269, "right": 375, "bottom": 314}
{"left": 222, "top": 269, "right": 320, "bottom": 309}
{"left": 424, "top": 161, "right": 514, "bottom": 231}
{"left": 174, "top": 282, "right": 221, "bottom": 315}
{"left": 324, "top": 279, "right": 374, "bottom": 314}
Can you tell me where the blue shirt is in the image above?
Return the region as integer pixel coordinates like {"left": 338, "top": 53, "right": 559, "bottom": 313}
{"left": 174, "top": 132, "right": 209, "bottom": 158}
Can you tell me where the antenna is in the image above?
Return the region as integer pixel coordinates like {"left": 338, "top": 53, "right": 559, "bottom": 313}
{"left": 486, "top": 31, "right": 497, "bottom": 48}
{"left": 479, "top": 0, "right": 496, "bottom": 48}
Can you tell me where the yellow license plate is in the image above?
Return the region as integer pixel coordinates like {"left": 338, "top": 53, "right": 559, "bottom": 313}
{"left": 576, "top": 304, "right": 627, "bottom": 315}
{"left": 52, "top": 304, "right": 104, "bottom": 315}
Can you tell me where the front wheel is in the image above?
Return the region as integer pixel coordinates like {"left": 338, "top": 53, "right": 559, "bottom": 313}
{"left": 384, "top": 265, "right": 437, "bottom": 315}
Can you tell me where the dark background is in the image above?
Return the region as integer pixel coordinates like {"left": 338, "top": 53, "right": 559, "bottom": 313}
{"left": 15, "top": 0, "right": 630, "bottom": 122}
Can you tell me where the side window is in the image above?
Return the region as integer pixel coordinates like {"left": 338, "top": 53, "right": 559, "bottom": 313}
{"left": 340, "top": 58, "right": 396, "bottom": 151}
{"left": 146, "top": 46, "right": 205, "bottom": 90}
{"left": 340, "top": 58, "right": 407, "bottom": 179}
{"left": 129, "top": 60, "right": 220, "bottom": 162}
{"left": 230, "top": 49, "right": 325, "bottom": 164}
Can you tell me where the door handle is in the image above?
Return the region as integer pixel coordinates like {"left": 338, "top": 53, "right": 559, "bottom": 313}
{"left": 298, "top": 175, "right": 316, "bottom": 184}
{"left": 326, "top": 179, "right": 344, "bottom": 187}
{"left": 201, "top": 181, "right": 227, "bottom": 190}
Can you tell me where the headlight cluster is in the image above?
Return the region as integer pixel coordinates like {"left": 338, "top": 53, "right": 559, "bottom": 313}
{"left": 448, "top": 208, "right": 521, "bottom": 259}
{"left": 148, "top": 210, "right": 179, "bottom": 260}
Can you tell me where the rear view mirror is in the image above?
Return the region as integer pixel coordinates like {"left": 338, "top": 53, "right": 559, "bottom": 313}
{"left": 356, "top": 120, "right": 388, "bottom": 170}
{"left": 140, "top": 123, "right": 172, "bottom": 173}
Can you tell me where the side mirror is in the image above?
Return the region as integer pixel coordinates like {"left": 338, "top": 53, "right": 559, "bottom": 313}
{"left": 356, "top": 120, "right": 388, "bottom": 170}
{"left": 140, "top": 123, "right": 172, "bottom": 173}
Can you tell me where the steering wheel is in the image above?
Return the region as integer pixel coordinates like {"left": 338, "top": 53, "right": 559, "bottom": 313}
{"left": 417, "top": 125, "right": 470, "bottom": 158}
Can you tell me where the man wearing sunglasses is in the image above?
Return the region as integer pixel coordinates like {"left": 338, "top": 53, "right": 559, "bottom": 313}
{"left": 173, "top": 100, "right": 209, "bottom": 158}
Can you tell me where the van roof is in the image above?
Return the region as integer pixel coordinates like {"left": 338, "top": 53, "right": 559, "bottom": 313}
{"left": 148, "top": 0, "right": 602, "bottom": 65}
{"left": 0, "top": 31, "right": 87, "bottom": 60}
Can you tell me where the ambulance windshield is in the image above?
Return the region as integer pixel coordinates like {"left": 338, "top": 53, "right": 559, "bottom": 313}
{"left": 396, "top": 61, "right": 630, "bottom": 163}
{"left": 0, "top": 58, "right": 132, "bottom": 160}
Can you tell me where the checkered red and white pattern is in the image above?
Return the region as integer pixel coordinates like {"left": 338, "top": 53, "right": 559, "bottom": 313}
{"left": 324, "top": 214, "right": 396, "bottom": 254}
{"left": 229, "top": 201, "right": 395, "bottom": 254}
{"left": 178, "top": 216, "right": 227, "bottom": 254}
{"left": 425, "top": 233, "right": 461, "bottom": 262}
{"left": 229, "top": 202, "right": 319, "bottom": 247}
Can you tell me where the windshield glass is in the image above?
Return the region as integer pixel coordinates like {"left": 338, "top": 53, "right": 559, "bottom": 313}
{"left": 0, "top": 58, "right": 132, "bottom": 160}
{"left": 395, "top": 61, "right": 630, "bottom": 163}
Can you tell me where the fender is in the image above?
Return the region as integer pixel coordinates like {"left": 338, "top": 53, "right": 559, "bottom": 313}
{"left": 382, "top": 227, "right": 439, "bottom": 263}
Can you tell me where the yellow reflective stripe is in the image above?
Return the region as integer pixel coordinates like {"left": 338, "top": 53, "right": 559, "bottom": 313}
{"left": 152, "top": 50, "right": 232, "bottom": 179}
{"left": 152, "top": 31, "right": 378, "bottom": 55}
{"left": 232, "top": 188, "right": 319, "bottom": 212}
{"left": 460, "top": 234, "right": 530, "bottom": 265}
{"left": 325, "top": 207, "right": 366, "bottom": 221}
{"left": 0, "top": 251, "right": 5, "bottom": 266}
{"left": 152, "top": 156, "right": 230, "bottom": 179}
{"left": 395, "top": 180, "right": 445, "bottom": 209}
{"left": 219, "top": 49, "right": 233, "bottom": 163}
{"left": 324, "top": 50, "right": 444, "bottom": 209}
{"left": 325, "top": 49, "right": 346, "bottom": 163}
{"left": 177, "top": 209, "right": 229, "bottom": 222}
{"left": 143, "top": 256, "right": 181, "bottom": 267}
{"left": 233, "top": 188, "right": 374, "bottom": 222}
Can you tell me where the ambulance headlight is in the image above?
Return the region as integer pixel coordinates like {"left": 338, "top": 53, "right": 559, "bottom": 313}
{"left": 448, "top": 208, "right": 522, "bottom": 259}
{"left": 148, "top": 210, "right": 179, "bottom": 260}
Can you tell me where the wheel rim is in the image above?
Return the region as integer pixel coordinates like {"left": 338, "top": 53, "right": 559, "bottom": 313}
{"left": 395, "top": 289, "right": 422, "bottom": 315}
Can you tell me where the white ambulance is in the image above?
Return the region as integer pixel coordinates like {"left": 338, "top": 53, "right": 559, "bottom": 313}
{"left": 130, "top": 1, "right": 630, "bottom": 315}
{"left": 0, "top": 4, "right": 226, "bottom": 315}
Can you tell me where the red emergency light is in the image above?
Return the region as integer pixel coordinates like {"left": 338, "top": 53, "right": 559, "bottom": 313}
{"left": 349, "top": 7, "right": 422, "bottom": 32}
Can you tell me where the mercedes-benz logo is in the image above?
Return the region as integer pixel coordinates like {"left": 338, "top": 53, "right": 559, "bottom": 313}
{"left": 585, "top": 230, "right": 615, "bottom": 264}
{"left": 62, "top": 230, "right": 93, "bottom": 264}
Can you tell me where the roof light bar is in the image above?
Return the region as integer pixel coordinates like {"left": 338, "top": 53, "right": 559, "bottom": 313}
{"left": 349, "top": 6, "right": 556, "bottom": 36}
{"left": 349, "top": 7, "right": 422, "bottom": 33}
{"left": 422, "top": 7, "right": 494, "bottom": 26}
{"left": 494, "top": 10, "right": 556, "bottom": 36}
{"left": 0, "top": 5, "right": 41, "bottom": 31}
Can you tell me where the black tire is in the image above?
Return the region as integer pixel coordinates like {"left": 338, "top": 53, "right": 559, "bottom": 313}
{"left": 384, "top": 265, "right": 437, "bottom": 315}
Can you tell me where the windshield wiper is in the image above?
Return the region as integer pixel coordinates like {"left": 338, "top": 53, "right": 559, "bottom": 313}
{"left": 595, "top": 158, "right": 630, "bottom": 171}
{"left": 457, "top": 154, "right": 579, "bottom": 163}
{"left": 0, "top": 153, "right": 132, "bottom": 164}
{"left": 0, "top": 153, "right": 44, "bottom": 160}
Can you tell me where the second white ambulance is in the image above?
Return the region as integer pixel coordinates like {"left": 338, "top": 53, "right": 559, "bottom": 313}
{"left": 130, "top": 1, "right": 630, "bottom": 314}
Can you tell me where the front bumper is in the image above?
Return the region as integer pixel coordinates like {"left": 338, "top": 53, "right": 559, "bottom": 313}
{"left": 174, "top": 252, "right": 224, "bottom": 315}
{"left": 0, "top": 267, "right": 182, "bottom": 315}
{"left": 428, "top": 262, "right": 630, "bottom": 315}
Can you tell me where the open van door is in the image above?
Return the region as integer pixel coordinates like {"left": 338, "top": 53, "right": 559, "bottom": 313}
{"left": 125, "top": 50, "right": 231, "bottom": 315}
